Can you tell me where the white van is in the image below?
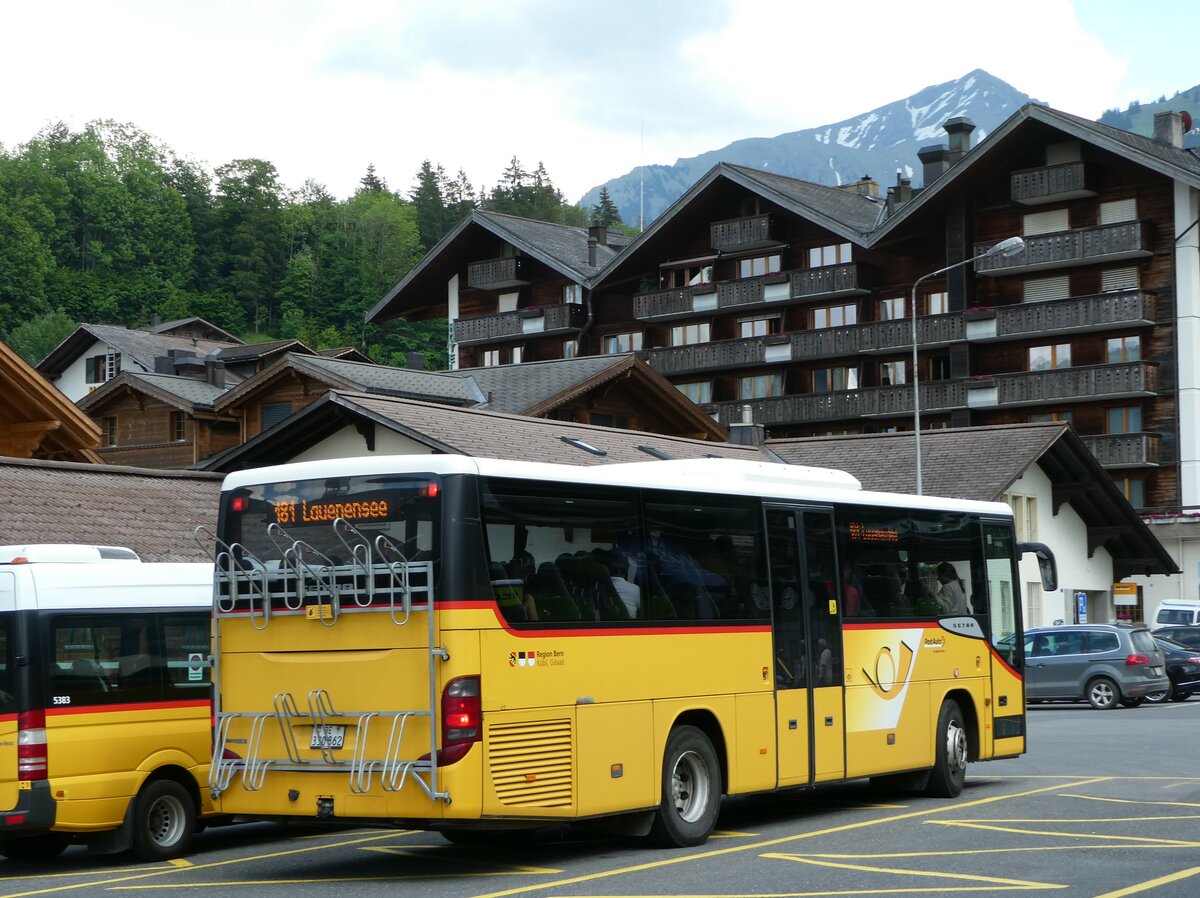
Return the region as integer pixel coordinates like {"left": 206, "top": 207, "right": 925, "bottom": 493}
{"left": 1154, "top": 599, "right": 1200, "bottom": 627}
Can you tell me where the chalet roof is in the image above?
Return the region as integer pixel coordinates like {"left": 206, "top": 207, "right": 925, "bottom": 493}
{"left": 366, "top": 209, "right": 628, "bottom": 324}
{"left": 201, "top": 390, "right": 770, "bottom": 473}
{"left": 78, "top": 371, "right": 227, "bottom": 413}
{"left": 149, "top": 316, "right": 243, "bottom": 344}
{"left": 37, "top": 324, "right": 239, "bottom": 379}
{"left": 0, "top": 456, "right": 222, "bottom": 562}
{"left": 0, "top": 340, "right": 102, "bottom": 463}
{"left": 767, "top": 422, "right": 1177, "bottom": 579}
{"left": 319, "top": 346, "right": 375, "bottom": 363}
{"left": 215, "top": 339, "right": 314, "bottom": 364}
{"left": 454, "top": 355, "right": 632, "bottom": 414}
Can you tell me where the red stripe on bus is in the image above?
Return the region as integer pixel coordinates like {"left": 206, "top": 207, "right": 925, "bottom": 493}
{"left": 843, "top": 620, "right": 940, "bottom": 631}
{"left": 988, "top": 643, "right": 1024, "bottom": 680}
{"left": 45, "top": 699, "right": 209, "bottom": 717}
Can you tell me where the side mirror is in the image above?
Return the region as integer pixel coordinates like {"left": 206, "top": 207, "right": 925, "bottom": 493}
{"left": 1017, "top": 542, "right": 1057, "bottom": 592}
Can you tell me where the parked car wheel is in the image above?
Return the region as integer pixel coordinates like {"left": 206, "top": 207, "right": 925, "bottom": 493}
{"left": 1087, "top": 676, "right": 1121, "bottom": 710}
{"left": 1143, "top": 684, "right": 1173, "bottom": 704}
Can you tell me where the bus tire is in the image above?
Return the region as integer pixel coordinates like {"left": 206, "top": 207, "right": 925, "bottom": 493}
{"left": 649, "top": 725, "right": 721, "bottom": 848}
{"left": 0, "top": 834, "right": 70, "bottom": 861}
{"left": 925, "top": 699, "right": 968, "bottom": 798}
{"left": 131, "top": 779, "right": 196, "bottom": 861}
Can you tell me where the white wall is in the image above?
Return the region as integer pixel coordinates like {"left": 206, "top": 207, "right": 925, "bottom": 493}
{"left": 56, "top": 338, "right": 152, "bottom": 403}
{"left": 447, "top": 273, "right": 460, "bottom": 371}
{"left": 1174, "top": 181, "right": 1200, "bottom": 505}
{"left": 288, "top": 426, "right": 434, "bottom": 464}
{"left": 1131, "top": 517, "right": 1200, "bottom": 618}
{"left": 1007, "top": 465, "right": 1117, "bottom": 627}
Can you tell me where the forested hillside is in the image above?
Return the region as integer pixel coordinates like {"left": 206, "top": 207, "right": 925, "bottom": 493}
{"left": 0, "top": 122, "right": 596, "bottom": 368}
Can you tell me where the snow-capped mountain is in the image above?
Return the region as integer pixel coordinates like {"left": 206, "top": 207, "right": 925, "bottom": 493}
{"left": 580, "top": 69, "right": 1033, "bottom": 225}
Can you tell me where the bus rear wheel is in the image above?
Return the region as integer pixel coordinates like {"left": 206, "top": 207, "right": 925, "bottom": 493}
{"left": 649, "top": 725, "right": 721, "bottom": 848}
{"left": 132, "top": 779, "right": 196, "bottom": 861}
{"left": 925, "top": 699, "right": 968, "bottom": 798}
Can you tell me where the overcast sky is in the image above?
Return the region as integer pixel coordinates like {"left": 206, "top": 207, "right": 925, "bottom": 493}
{"left": 3, "top": 0, "right": 1198, "bottom": 204}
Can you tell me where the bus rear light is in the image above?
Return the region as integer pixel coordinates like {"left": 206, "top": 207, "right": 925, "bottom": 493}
{"left": 420, "top": 482, "right": 440, "bottom": 499}
{"left": 17, "top": 710, "right": 47, "bottom": 781}
{"left": 442, "top": 675, "right": 481, "bottom": 749}
{"left": 1125, "top": 653, "right": 1151, "bottom": 667}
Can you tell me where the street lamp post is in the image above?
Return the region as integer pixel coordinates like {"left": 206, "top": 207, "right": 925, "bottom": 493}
{"left": 910, "top": 236, "right": 1025, "bottom": 495}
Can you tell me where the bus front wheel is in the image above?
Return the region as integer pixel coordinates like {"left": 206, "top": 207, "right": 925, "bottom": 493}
{"left": 925, "top": 699, "right": 968, "bottom": 798}
{"left": 132, "top": 779, "right": 196, "bottom": 861}
{"left": 649, "top": 725, "right": 721, "bottom": 848}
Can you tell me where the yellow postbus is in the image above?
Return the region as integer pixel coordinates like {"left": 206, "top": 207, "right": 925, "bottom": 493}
{"left": 206, "top": 455, "right": 1054, "bottom": 846}
{"left": 0, "top": 545, "right": 213, "bottom": 860}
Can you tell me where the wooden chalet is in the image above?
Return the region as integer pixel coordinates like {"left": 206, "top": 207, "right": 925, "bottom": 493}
{"left": 0, "top": 340, "right": 102, "bottom": 463}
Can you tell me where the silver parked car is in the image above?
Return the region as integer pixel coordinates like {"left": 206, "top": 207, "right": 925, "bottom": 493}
{"left": 1024, "top": 624, "right": 1169, "bottom": 709}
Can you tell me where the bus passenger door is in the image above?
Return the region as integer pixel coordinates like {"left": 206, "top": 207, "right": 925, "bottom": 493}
{"left": 767, "top": 508, "right": 845, "bottom": 787}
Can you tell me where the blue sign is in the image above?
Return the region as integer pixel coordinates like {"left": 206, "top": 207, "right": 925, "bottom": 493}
{"left": 1076, "top": 591, "right": 1088, "bottom": 623}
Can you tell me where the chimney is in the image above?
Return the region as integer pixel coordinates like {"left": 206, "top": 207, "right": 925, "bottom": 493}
{"left": 1153, "top": 111, "right": 1185, "bottom": 148}
{"left": 588, "top": 224, "right": 609, "bottom": 246}
{"left": 587, "top": 234, "right": 598, "bottom": 266}
{"left": 887, "top": 173, "right": 914, "bottom": 212}
{"left": 727, "top": 404, "right": 765, "bottom": 447}
{"left": 836, "top": 176, "right": 880, "bottom": 198}
{"left": 944, "top": 117, "right": 976, "bottom": 164}
{"left": 154, "top": 355, "right": 173, "bottom": 374}
{"left": 406, "top": 351, "right": 425, "bottom": 371}
{"left": 204, "top": 359, "right": 226, "bottom": 389}
{"left": 917, "top": 145, "right": 950, "bottom": 187}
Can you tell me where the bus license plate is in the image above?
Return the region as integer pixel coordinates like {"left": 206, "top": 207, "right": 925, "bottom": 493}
{"left": 311, "top": 725, "right": 345, "bottom": 750}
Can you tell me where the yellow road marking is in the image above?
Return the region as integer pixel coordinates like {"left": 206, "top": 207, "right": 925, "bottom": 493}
{"left": 464, "top": 777, "right": 1110, "bottom": 898}
{"left": 933, "top": 815, "right": 1200, "bottom": 822}
{"left": 361, "top": 846, "right": 560, "bottom": 874}
{"left": 165, "top": 861, "right": 192, "bottom": 869}
{"left": 1090, "top": 864, "right": 1200, "bottom": 898}
{"left": 795, "top": 845, "right": 1186, "bottom": 858}
{"left": 762, "top": 853, "right": 1065, "bottom": 889}
{"left": 927, "top": 820, "right": 1200, "bottom": 846}
{"left": 709, "top": 830, "right": 757, "bottom": 838}
{"left": 1057, "top": 793, "right": 1200, "bottom": 808}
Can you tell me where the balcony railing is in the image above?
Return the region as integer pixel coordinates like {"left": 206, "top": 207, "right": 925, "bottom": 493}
{"left": 710, "top": 214, "right": 774, "bottom": 251}
{"left": 633, "top": 263, "right": 866, "bottom": 322}
{"left": 989, "top": 290, "right": 1157, "bottom": 339}
{"left": 466, "top": 256, "right": 530, "bottom": 289}
{"left": 1081, "top": 433, "right": 1161, "bottom": 469}
{"left": 453, "top": 303, "right": 586, "bottom": 345}
{"left": 711, "top": 381, "right": 967, "bottom": 427}
{"left": 974, "top": 221, "right": 1152, "bottom": 275}
{"left": 993, "top": 361, "right": 1158, "bottom": 406}
{"left": 1010, "top": 161, "right": 1094, "bottom": 205}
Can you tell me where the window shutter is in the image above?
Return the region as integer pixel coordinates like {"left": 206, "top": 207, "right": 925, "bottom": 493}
{"left": 262, "top": 402, "right": 293, "bottom": 430}
{"left": 1023, "top": 275, "right": 1070, "bottom": 302}
{"left": 1101, "top": 267, "right": 1139, "bottom": 292}
{"left": 1023, "top": 208, "right": 1069, "bottom": 236}
{"left": 1100, "top": 198, "right": 1137, "bottom": 225}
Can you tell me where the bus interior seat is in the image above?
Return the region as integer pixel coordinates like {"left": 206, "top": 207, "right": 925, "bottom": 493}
{"left": 527, "top": 563, "right": 582, "bottom": 621}
{"left": 555, "top": 555, "right": 628, "bottom": 621}
{"left": 642, "top": 566, "right": 677, "bottom": 620}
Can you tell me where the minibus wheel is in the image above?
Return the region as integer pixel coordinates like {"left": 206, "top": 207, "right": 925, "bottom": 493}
{"left": 132, "top": 780, "right": 196, "bottom": 861}
{"left": 649, "top": 725, "right": 721, "bottom": 847}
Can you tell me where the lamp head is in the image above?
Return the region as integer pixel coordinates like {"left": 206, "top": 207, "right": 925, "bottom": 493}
{"left": 986, "top": 236, "right": 1025, "bottom": 258}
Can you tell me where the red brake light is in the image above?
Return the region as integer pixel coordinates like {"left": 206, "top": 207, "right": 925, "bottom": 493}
{"left": 1125, "top": 653, "right": 1151, "bottom": 666}
{"left": 18, "top": 710, "right": 48, "bottom": 781}
{"left": 1188, "top": 657, "right": 1200, "bottom": 665}
{"left": 422, "top": 483, "right": 440, "bottom": 499}
{"left": 440, "top": 675, "right": 481, "bottom": 765}
{"left": 230, "top": 496, "right": 247, "bottom": 512}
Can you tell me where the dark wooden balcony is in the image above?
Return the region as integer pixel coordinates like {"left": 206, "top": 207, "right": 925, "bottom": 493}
{"left": 466, "top": 256, "right": 530, "bottom": 289}
{"left": 1010, "top": 161, "right": 1094, "bottom": 205}
{"left": 453, "top": 302, "right": 586, "bottom": 346}
{"left": 789, "top": 263, "right": 868, "bottom": 300}
{"left": 1081, "top": 433, "right": 1161, "bottom": 469}
{"left": 991, "top": 362, "right": 1158, "bottom": 408}
{"left": 710, "top": 380, "right": 967, "bottom": 427}
{"left": 966, "top": 291, "right": 1158, "bottom": 341}
{"left": 974, "top": 221, "right": 1153, "bottom": 276}
{"left": 710, "top": 214, "right": 775, "bottom": 251}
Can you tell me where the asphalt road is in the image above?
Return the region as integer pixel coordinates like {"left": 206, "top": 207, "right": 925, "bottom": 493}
{"left": 3, "top": 699, "right": 1199, "bottom": 898}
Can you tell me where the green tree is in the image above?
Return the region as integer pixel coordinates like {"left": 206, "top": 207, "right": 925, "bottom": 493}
{"left": 360, "top": 163, "right": 387, "bottom": 193}
{"left": 590, "top": 186, "right": 623, "bottom": 228}
{"left": 410, "top": 160, "right": 447, "bottom": 250}
{"left": 6, "top": 308, "right": 76, "bottom": 365}
{"left": 213, "top": 158, "right": 286, "bottom": 330}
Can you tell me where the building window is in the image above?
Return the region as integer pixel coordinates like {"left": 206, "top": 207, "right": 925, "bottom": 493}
{"left": 1029, "top": 410, "right": 1073, "bottom": 424}
{"left": 1023, "top": 275, "right": 1070, "bottom": 302}
{"left": 1023, "top": 207, "right": 1069, "bottom": 236}
{"left": 810, "top": 303, "right": 857, "bottom": 329}
{"left": 603, "top": 332, "right": 643, "bottom": 354}
{"left": 590, "top": 413, "right": 630, "bottom": 429}
{"left": 262, "top": 401, "right": 293, "bottom": 430}
{"left": 563, "top": 284, "right": 583, "bottom": 305}
{"left": 510, "top": 346, "right": 523, "bottom": 365}
{"left": 1100, "top": 198, "right": 1137, "bottom": 225}
{"left": 665, "top": 265, "right": 712, "bottom": 288}
{"left": 926, "top": 292, "right": 948, "bottom": 315}
{"left": 1114, "top": 475, "right": 1145, "bottom": 508}
{"left": 481, "top": 349, "right": 501, "bottom": 367}
{"left": 929, "top": 356, "right": 951, "bottom": 381}
{"left": 880, "top": 360, "right": 906, "bottom": 385}
{"left": 879, "top": 297, "right": 906, "bottom": 320}
{"left": 737, "top": 254, "right": 781, "bottom": 279}
{"left": 1107, "top": 335, "right": 1141, "bottom": 363}
{"left": 813, "top": 366, "right": 859, "bottom": 393}
{"left": 85, "top": 352, "right": 121, "bottom": 384}
{"left": 562, "top": 339, "right": 578, "bottom": 359}
{"left": 670, "top": 322, "right": 710, "bottom": 347}
{"left": 808, "top": 243, "right": 852, "bottom": 267}
{"left": 676, "top": 381, "right": 713, "bottom": 404}
{"left": 1101, "top": 267, "right": 1138, "bottom": 293}
{"left": 103, "top": 416, "right": 117, "bottom": 448}
{"left": 1107, "top": 406, "right": 1142, "bottom": 434}
{"left": 738, "top": 374, "right": 783, "bottom": 400}
{"left": 1028, "top": 343, "right": 1071, "bottom": 371}
{"left": 171, "top": 411, "right": 186, "bottom": 442}
{"left": 739, "top": 316, "right": 782, "bottom": 339}
{"left": 1005, "top": 493, "right": 1037, "bottom": 541}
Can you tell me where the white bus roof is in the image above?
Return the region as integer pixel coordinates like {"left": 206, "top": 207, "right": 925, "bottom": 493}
{"left": 0, "top": 544, "right": 141, "bottom": 564}
{"left": 222, "top": 455, "right": 1013, "bottom": 518}
{"left": 0, "top": 561, "right": 213, "bottom": 612}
